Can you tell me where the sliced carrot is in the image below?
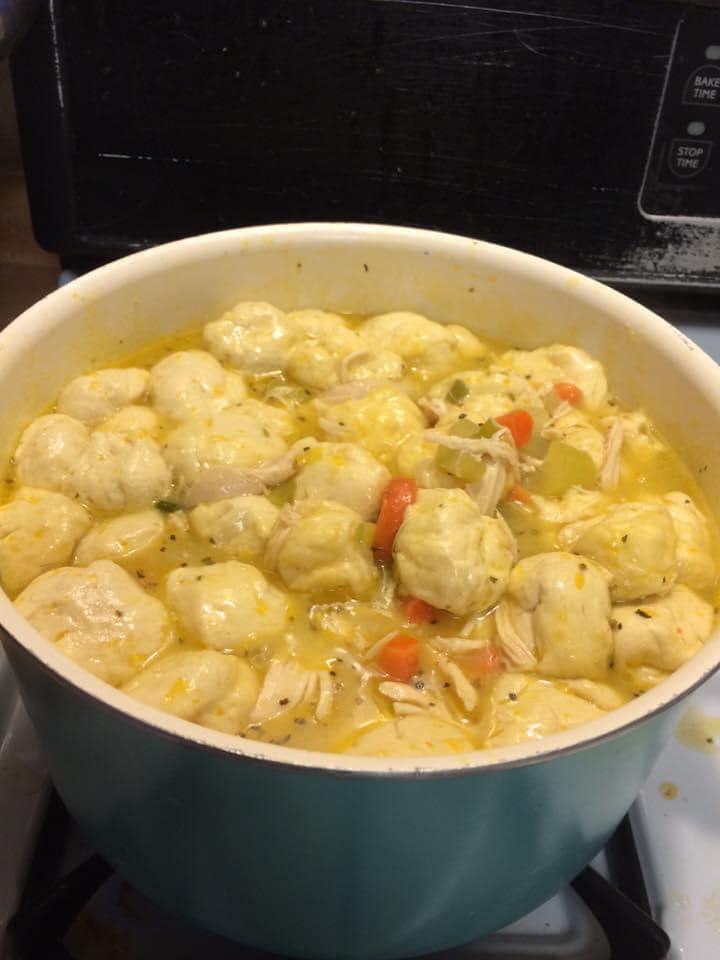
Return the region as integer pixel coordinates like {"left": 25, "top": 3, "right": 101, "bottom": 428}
{"left": 372, "top": 477, "right": 418, "bottom": 562}
{"left": 507, "top": 484, "right": 533, "bottom": 506}
{"left": 402, "top": 596, "right": 440, "bottom": 624}
{"left": 553, "top": 381, "right": 583, "bottom": 405}
{"left": 463, "top": 646, "right": 504, "bottom": 680}
{"left": 495, "top": 409, "right": 533, "bottom": 447}
{"left": 378, "top": 634, "right": 420, "bottom": 682}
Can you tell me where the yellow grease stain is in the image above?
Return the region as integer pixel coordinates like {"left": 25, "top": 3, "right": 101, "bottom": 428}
{"left": 675, "top": 707, "right": 720, "bottom": 754}
{"left": 703, "top": 893, "right": 720, "bottom": 934}
{"left": 659, "top": 781, "right": 678, "bottom": 800}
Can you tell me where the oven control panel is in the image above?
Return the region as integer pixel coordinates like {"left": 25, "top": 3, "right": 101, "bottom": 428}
{"left": 640, "top": 6, "right": 720, "bottom": 220}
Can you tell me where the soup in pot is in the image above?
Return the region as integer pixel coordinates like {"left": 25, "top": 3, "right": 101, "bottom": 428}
{"left": 2, "top": 302, "right": 717, "bottom": 756}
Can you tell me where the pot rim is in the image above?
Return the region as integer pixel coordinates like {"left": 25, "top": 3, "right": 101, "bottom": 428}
{"left": 2, "top": 221, "right": 719, "bottom": 778}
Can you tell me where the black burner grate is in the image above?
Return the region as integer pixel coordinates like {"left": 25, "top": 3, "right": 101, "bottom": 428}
{"left": 6, "top": 792, "right": 670, "bottom": 960}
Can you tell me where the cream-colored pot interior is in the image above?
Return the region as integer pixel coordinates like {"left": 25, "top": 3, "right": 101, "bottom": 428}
{"left": 1, "top": 222, "right": 719, "bottom": 774}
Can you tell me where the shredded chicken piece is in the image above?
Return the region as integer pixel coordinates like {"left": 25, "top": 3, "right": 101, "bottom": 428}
{"left": 393, "top": 703, "right": 428, "bottom": 716}
{"left": 424, "top": 429, "right": 520, "bottom": 471}
{"left": 372, "top": 566, "right": 397, "bottom": 610}
{"left": 249, "top": 437, "right": 318, "bottom": 486}
{"left": 519, "top": 453, "right": 543, "bottom": 475}
{"left": 599, "top": 418, "right": 624, "bottom": 491}
{"left": 466, "top": 461, "right": 507, "bottom": 515}
{"left": 364, "top": 631, "right": 400, "bottom": 661}
{"left": 316, "top": 672, "right": 334, "bottom": 721}
{"left": 436, "top": 655, "right": 478, "bottom": 712}
{"left": 377, "top": 678, "right": 456, "bottom": 721}
{"left": 251, "top": 661, "right": 314, "bottom": 722}
{"left": 333, "top": 646, "right": 373, "bottom": 682}
{"left": 183, "top": 437, "right": 316, "bottom": 506}
{"left": 377, "top": 680, "right": 429, "bottom": 707}
{"left": 250, "top": 660, "right": 334, "bottom": 723}
{"left": 543, "top": 399, "right": 572, "bottom": 430}
{"left": 317, "top": 379, "right": 388, "bottom": 404}
{"left": 459, "top": 610, "right": 497, "bottom": 638}
{"left": 494, "top": 603, "right": 538, "bottom": 670}
{"left": 432, "top": 636, "right": 489, "bottom": 654}
{"left": 183, "top": 468, "right": 267, "bottom": 506}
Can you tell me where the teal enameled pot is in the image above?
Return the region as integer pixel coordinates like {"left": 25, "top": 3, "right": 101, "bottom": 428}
{"left": 2, "top": 224, "right": 720, "bottom": 959}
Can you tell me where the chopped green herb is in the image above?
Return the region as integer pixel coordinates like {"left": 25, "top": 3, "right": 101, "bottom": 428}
{"left": 446, "top": 379, "right": 469, "bottom": 404}
{"left": 154, "top": 499, "right": 182, "bottom": 513}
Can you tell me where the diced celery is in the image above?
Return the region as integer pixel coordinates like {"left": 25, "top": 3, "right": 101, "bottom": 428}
{"left": 523, "top": 433, "right": 550, "bottom": 460}
{"left": 525, "top": 441, "right": 597, "bottom": 497}
{"left": 436, "top": 445, "right": 486, "bottom": 482}
{"left": 448, "top": 417, "right": 499, "bottom": 439}
{"left": 439, "top": 417, "right": 499, "bottom": 481}
{"left": 449, "top": 418, "right": 481, "bottom": 438}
